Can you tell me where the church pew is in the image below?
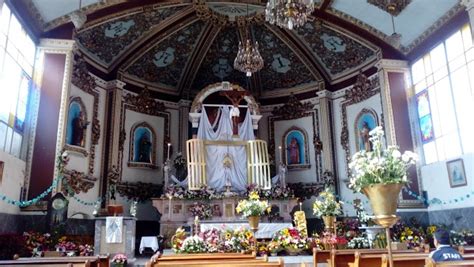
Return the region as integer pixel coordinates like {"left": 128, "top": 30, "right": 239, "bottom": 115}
{"left": 145, "top": 252, "right": 261, "bottom": 267}
{"left": 425, "top": 258, "right": 474, "bottom": 267}
{"left": 146, "top": 256, "right": 284, "bottom": 267}
{"left": 0, "top": 259, "right": 92, "bottom": 266}
{"left": 312, "top": 248, "right": 330, "bottom": 266}
{"left": 328, "top": 248, "right": 417, "bottom": 267}
{"left": 459, "top": 246, "right": 474, "bottom": 255}
{"left": 15, "top": 256, "right": 108, "bottom": 267}
{"left": 349, "top": 251, "right": 474, "bottom": 267}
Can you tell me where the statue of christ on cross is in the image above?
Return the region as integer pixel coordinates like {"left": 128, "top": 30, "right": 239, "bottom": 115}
{"left": 220, "top": 88, "right": 250, "bottom": 137}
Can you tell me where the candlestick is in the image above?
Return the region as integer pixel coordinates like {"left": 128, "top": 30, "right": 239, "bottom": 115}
{"left": 278, "top": 146, "right": 282, "bottom": 163}
{"left": 167, "top": 143, "right": 171, "bottom": 161}
{"left": 168, "top": 196, "right": 172, "bottom": 220}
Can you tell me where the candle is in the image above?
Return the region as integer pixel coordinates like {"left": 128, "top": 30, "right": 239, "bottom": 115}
{"left": 278, "top": 146, "right": 282, "bottom": 163}
{"left": 299, "top": 202, "right": 302, "bottom": 211}
{"left": 168, "top": 196, "right": 172, "bottom": 220}
{"left": 167, "top": 143, "right": 171, "bottom": 161}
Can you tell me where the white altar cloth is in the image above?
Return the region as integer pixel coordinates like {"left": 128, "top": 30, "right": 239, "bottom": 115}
{"left": 139, "top": 236, "right": 159, "bottom": 254}
{"left": 201, "top": 222, "right": 293, "bottom": 239}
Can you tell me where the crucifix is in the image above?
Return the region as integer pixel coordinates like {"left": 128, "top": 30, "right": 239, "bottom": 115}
{"left": 220, "top": 88, "right": 250, "bottom": 137}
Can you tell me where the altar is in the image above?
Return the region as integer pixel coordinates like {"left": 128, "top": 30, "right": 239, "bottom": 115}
{"left": 151, "top": 197, "right": 298, "bottom": 239}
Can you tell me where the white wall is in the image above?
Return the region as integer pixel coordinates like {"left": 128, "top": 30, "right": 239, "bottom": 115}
{"left": 421, "top": 153, "right": 474, "bottom": 211}
{"left": 0, "top": 150, "right": 24, "bottom": 214}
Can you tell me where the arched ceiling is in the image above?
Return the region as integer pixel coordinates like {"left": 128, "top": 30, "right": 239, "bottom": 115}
{"left": 20, "top": 0, "right": 465, "bottom": 98}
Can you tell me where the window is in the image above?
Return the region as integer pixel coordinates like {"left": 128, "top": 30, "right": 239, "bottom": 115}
{"left": 411, "top": 24, "right": 474, "bottom": 164}
{"left": 0, "top": 4, "right": 36, "bottom": 158}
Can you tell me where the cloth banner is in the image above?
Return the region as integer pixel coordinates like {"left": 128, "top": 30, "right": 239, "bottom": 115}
{"left": 105, "top": 216, "right": 123, "bottom": 243}
{"left": 197, "top": 106, "right": 255, "bottom": 192}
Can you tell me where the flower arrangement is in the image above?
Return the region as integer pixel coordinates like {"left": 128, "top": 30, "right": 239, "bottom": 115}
{"left": 23, "top": 231, "right": 52, "bottom": 254}
{"left": 272, "top": 227, "right": 308, "bottom": 252}
{"left": 199, "top": 228, "right": 221, "bottom": 252}
{"left": 312, "top": 188, "right": 343, "bottom": 217}
{"left": 261, "top": 185, "right": 295, "bottom": 200}
{"left": 55, "top": 237, "right": 77, "bottom": 252}
{"left": 78, "top": 244, "right": 94, "bottom": 256}
{"left": 235, "top": 191, "right": 270, "bottom": 218}
{"left": 188, "top": 202, "right": 213, "bottom": 220}
{"left": 222, "top": 227, "right": 254, "bottom": 252}
{"left": 267, "top": 240, "right": 283, "bottom": 254}
{"left": 171, "top": 227, "right": 187, "bottom": 252}
{"left": 373, "top": 232, "right": 387, "bottom": 249}
{"left": 450, "top": 229, "right": 473, "bottom": 246}
{"left": 112, "top": 253, "right": 127, "bottom": 264}
{"left": 320, "top": 232, "right": 348, "bottom": 249}
{"left": 348, "top": 126, "right": 418, "bottom": 192}
{"left": 179, "top": 236, "right": 207, "bottom": 253}
{"left": 164, "top": 185, "right": 187, "bottom": 199}
{"left": 347, "top": 236, "right": 370, "bottom": 249}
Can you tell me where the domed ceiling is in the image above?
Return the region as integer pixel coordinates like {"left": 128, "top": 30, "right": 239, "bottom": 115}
{"left": 71, "top": 1, "right": 383, "bottom": 98}
{"left": 20, "top": 0, "right": 449, "bottom": 98}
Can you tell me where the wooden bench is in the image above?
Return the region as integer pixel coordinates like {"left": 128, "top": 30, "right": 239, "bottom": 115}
{"left": 350, "top": 251, "right": 474, "bottom": 267}
{"left": 312, "top": 248, "right": 331, "bottom": 266}
{"left": 327, "top": 248, "right": 417, "bottom": 267}
{"left": 460, "top": 246, "right": 474, "bottom": 255}
{"left": 0, "top": 256, "right": 107, "bottom": 267}
{"left": 145, "top": 252, "right": 283, "bottom": 267}
{"left": 426, "top": 258, "right": 474, "bottom": 266}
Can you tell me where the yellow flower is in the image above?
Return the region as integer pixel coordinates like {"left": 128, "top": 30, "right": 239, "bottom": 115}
{"left": 249, "top": 191, "right": 260, "bottom": 200}
{"left": 225, "top": 232, "right": 232, "bottom": 239}
{"left": 245, "top": 231, "right": 253, "bottom": 239}
{"left": 282, "top": 229, "right": 289, "bottom": 235}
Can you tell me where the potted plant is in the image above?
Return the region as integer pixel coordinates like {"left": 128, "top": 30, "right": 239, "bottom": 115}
{"left": 111, "top": 253, "right": 127, "bottom": 267}
{"left": 235, "top": 191, "right": 270, "bottom": 232}
{"left": 348, "top": 126, "right": 417, "bottom": 226}
{"left": 312, "top": 188, "right": 343, "bottom": 231}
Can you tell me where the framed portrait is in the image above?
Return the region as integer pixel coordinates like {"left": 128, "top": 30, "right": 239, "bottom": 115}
{"left": 282, "top": 126, "right": 310, "bottom": 169}
{"left": 447, "top": 159, "right": 467, "bottom": 188}
{"left": 354, "top": 108, "right": 379, "bottom": 152}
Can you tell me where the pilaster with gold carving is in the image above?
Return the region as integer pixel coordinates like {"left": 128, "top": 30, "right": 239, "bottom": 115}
{"left": 317, "top": 90, "right": 334, "bottom": 175}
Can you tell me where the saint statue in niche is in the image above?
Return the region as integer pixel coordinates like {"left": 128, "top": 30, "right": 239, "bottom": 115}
{"left": 66, "top": 98, "right": 89, "bottom": 147}
{"left": 359, "top": 121, "right": 372, "bottom": 152}
{"left": 137, "top": 132, "right": 152, "bottom": 163}
{"left": 288, "top": 137, "right": 300, "bottom": 164}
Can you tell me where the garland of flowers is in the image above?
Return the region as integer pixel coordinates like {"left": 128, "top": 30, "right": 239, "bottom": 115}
{"left": 403, "top": 187, "right": 474, "bottom": 206}
{"left": 0, "top": 177, "right": 59, "bottom": 207}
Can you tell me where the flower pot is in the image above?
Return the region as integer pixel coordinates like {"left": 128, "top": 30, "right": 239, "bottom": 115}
{"left": 362, "top": 183, "right": 403, "bottom": 227}
{"left": 107, "top": 204, "right": 124, "bottom": 216}
{"left": 322, "top": 215, "right": 335, "bottom": 231}
{"left": 285, "top": 247, "right": 301, "bottom": 256}
{"left": 248, "top": 216, "right": 260, "bottom": 231}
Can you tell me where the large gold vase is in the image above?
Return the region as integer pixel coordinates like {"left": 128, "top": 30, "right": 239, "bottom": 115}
{"left": 248, "top": 215, "right": 260, "bottom": 232}
{"left": 322, "top": 215, "right": 335, "bottom": 231}
{"left": 362, "top": 183, "right": 403, "bottom": 227}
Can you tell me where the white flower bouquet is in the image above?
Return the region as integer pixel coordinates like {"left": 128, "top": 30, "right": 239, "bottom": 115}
{"left": 348, "top": 126, "right": 418, "bottom": 192}
{"left": 235, "top": 191, "right": 270, "bottom": 218}
{"left": 312, "top": 188, "right": 343, "bottom": 217}
{"left": 179, "top": 236, "right": 207, "bottom": 253}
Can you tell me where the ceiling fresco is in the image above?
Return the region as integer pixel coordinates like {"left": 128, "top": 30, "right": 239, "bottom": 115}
{"left": 124, "top": 21, "right": 205, "bottom": 88}
{"left": 191, "top": 27, "right": 249, "bottom": 92}
{"left": 75, "top": 5, "right": 185, "bottom": 65}
{"left": 296, "top": 22, "right": 377, "bottom": 77}
{"left": 253, "top": 25, "right": 316, "bottom": 90}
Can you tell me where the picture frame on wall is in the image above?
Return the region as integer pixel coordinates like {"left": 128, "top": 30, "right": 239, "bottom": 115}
{"left": 446, "top": 158, "right": 467, "bottom": 188}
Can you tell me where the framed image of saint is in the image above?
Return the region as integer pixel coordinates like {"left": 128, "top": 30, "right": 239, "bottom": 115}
{"left": 447, "top": 159, "right": 467, "bottom": 188}
{"left": 65, "top": 97, "right": 89, "bottom": 156}
{"left": 282, "top": 126, "right": 310, "bottom": 170}
{"left": 354, "top": 108, "right": 379, "bottom": 152}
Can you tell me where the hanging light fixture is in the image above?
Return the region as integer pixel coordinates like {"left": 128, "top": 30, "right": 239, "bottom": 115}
{"left": 233, "top": 5, "right": 264, "bottom": 77}
{"left": 265, "top": 0, "right": 315, "bottom": 30}
{"left": 386, "top": 2, "right": 402, "bottom": 49}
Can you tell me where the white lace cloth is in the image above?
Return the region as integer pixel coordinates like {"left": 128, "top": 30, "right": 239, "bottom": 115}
{"left": 139, "top": 236, "right": 159, "bottom": 253}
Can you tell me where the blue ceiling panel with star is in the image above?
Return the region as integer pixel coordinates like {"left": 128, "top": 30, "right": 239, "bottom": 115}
{"left": 75, "top": 5, "right": 186, "bottom": 65}
{"left": 192, "top": 28, "right": 249, "bottom": 92}
{"left": 253, "top": 25, "right": 316, "bottom": 90}
{"left": 124, "top": 21, "right": 205, "bottom": 88}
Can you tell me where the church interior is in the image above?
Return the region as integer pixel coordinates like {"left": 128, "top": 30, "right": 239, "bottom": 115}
{"left": 0, "top": 0, "right": 473, "bottom": 266}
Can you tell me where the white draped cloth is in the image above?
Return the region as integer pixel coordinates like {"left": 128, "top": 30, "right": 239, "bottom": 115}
{"left": 201, "top": 222, "right": 293, "bottom": 239}
{"left": 105, "top": 217, "right": 123, "bottom": 243}
{"left": 197, "top": 106, "right": 255, "bottom": 192}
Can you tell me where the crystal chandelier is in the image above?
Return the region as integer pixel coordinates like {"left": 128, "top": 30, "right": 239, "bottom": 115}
{"left": 265, "top": 0, "right": 315, "bottom": 30}
{"left": 233, "top": 38, "right": 264, "bottom": 77}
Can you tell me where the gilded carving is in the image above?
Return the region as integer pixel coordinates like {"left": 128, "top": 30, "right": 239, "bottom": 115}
{"left": 123, "top": 87, "right": 166, "bottom": 114}
{"left": 62, "top": 169, "right": 97, "bottom": 195}
{"left": 271, "top": 93, "right": 314, "bottom": 120}
{"left": 367, "top": 0, "right": 411, "bottom": 16}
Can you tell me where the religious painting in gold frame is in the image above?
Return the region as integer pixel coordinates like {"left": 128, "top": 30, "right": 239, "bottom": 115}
{"left": 64, "top": 96, "right": 89, "bottom": 156}
{"left": 354, "top": 108, "right": 379, "bottom": 152}
{"left": 282, "top": 126, "right": 310, "bottom": 170}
